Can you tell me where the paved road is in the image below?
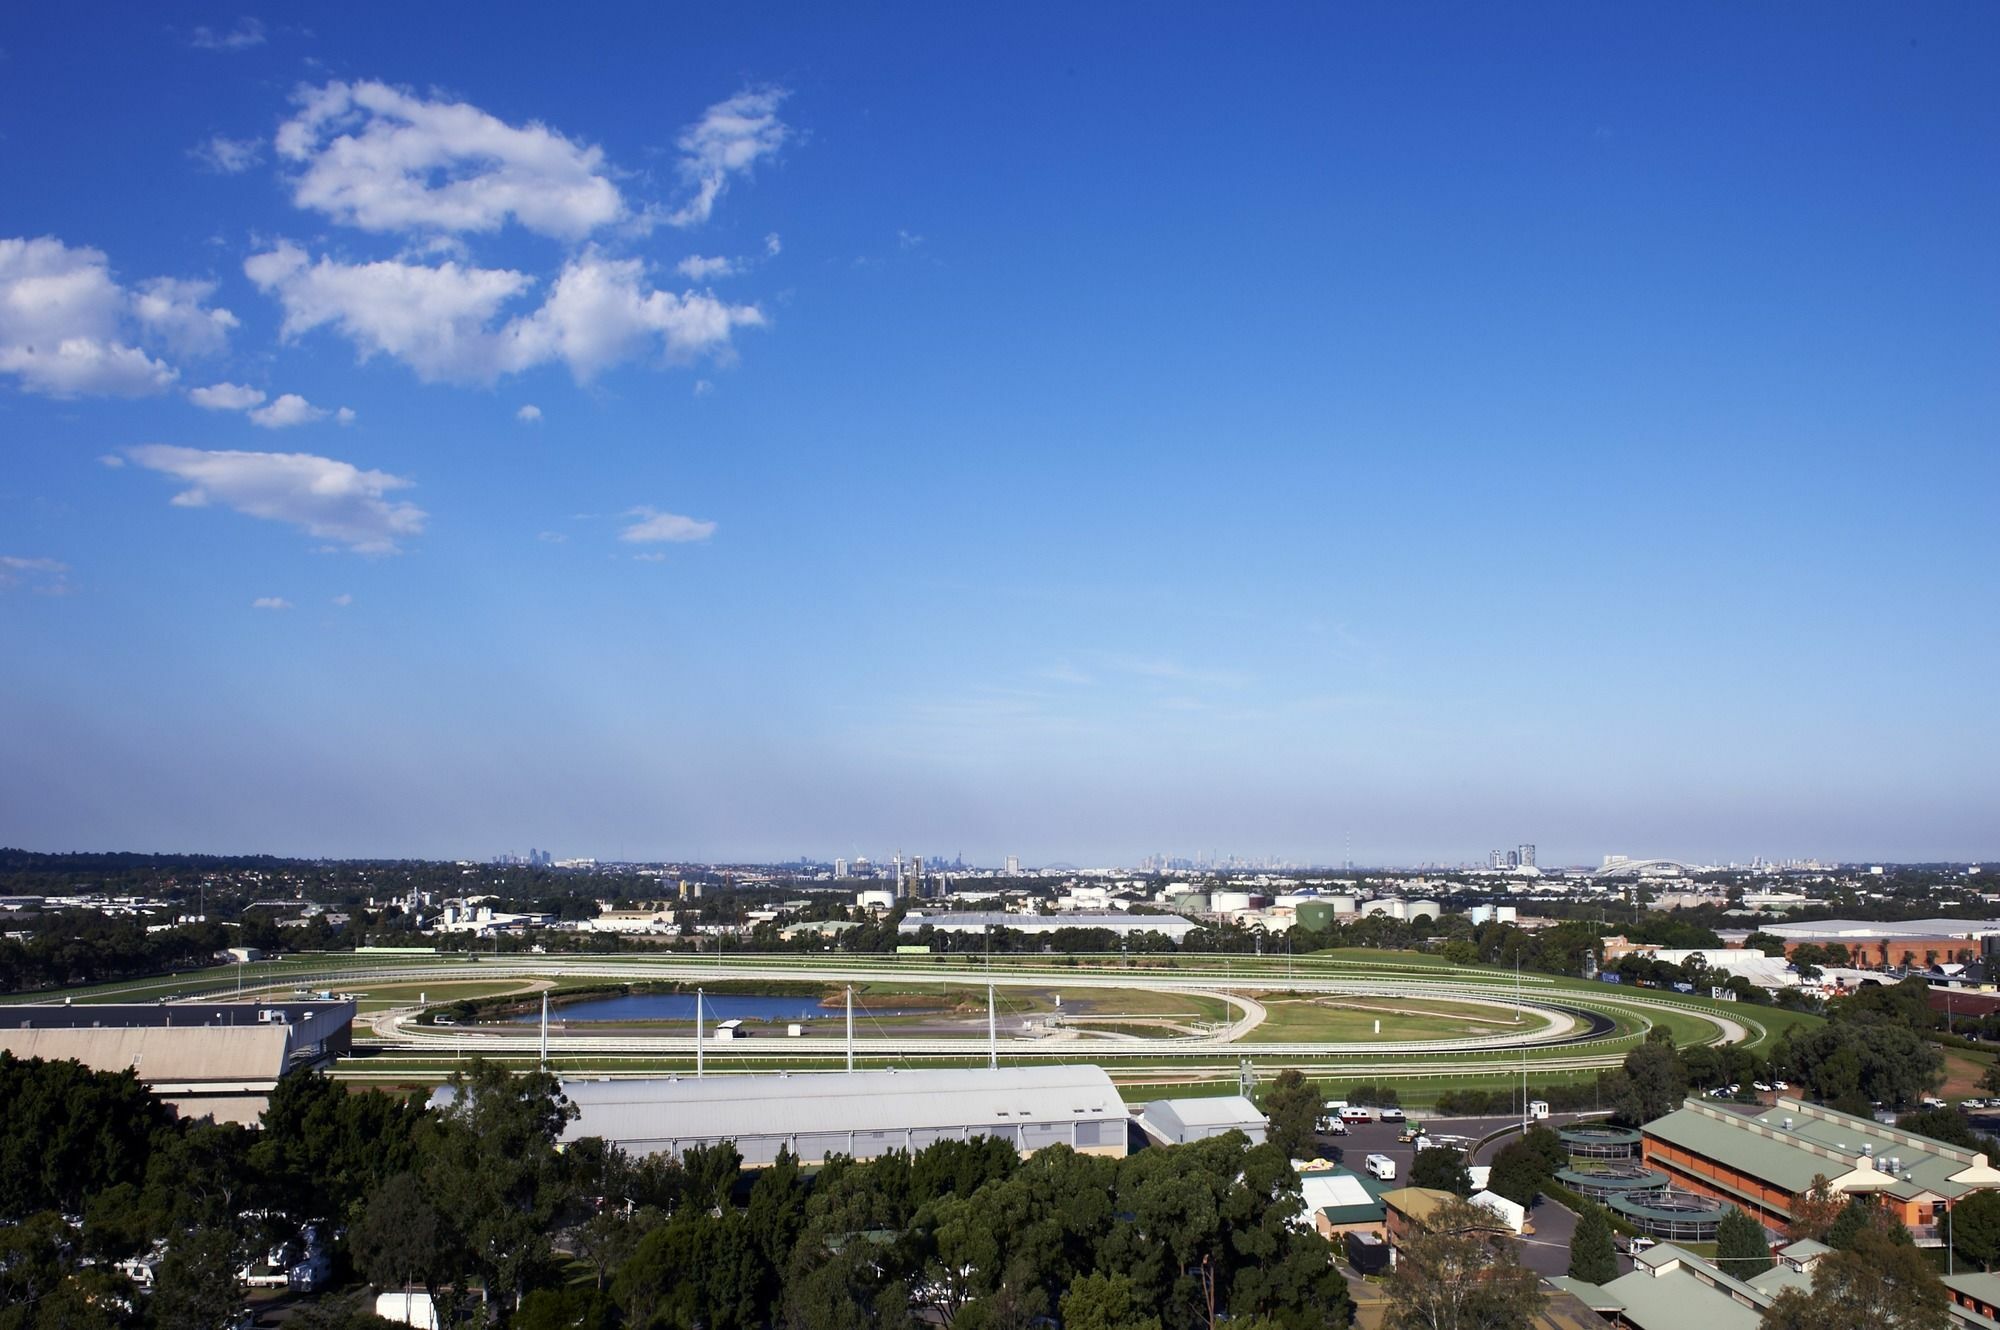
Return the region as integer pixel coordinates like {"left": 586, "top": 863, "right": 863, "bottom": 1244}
{"left": 1315, "top": 1110, "right": 1631, "bottom": 1283}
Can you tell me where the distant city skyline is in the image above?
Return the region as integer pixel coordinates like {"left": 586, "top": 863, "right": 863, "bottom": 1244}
{"left": 2, "top": 7, "right": 1995, "bottom": 864}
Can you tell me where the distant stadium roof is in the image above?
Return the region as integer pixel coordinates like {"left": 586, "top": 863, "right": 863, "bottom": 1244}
{"left": 899, "top": 911, "right": 1195, "bottom": 935}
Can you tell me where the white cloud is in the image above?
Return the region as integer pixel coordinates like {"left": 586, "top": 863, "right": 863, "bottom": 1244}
{"left": 0, "top": 555, "right": 71, "bottom": 594}
{"left": 764, "top": 233, "right": 782, "bottom": 256}
{"left": 192, "top": 134, "right": 263, "bottom": 174}
{"left": 276, "top": 80, "right": 625, "bottom": 240}
{"left": 189, "top": 381, "right": 268, "bottom": 411}
{"left": 251, "top": 596, "right": 293, "bottom": 611}
{"left": 245, "top": 240, "right": 531, "bottom": 380}
{"left": 131, "top": 277, "right": 237, "bottom": 357}
{"left": 632, "top": 552, "right": 668, "bottom": 563}
{"left": 692, "top": 378, "right": 713, "bottom": 397}
{"left": 536, "top": 530, "right": 567, "bottom": 543}
{"left": 676, "top": 255, "right": 735, "bottom": 281}
{"left": 0, "top": 237, "right": 235, "bottom": 397}
{"left": 0, "top": 237, "right": 210, "bottom": 397}
{"left": 668, "top": 87, "right": 789, "bottom": 228}
{"left": 97, "top": 454, "right": 125, "bottom": 468}
{"left": 190, "top": 18, "right": 265, "bottom": 51}
{"left": 336, "top": 406, "right": 356, "bottom": 425}
{"left": 516, "top": 404, "right": 542, "bottom": 423}
{"left": 619, "top": 506, "right": 716, "bottom": 544}
{"left": 898, "top": 229, "right": 925, "bottom": 249}
{"left": 248, "top": 392, "right": 330, "bottom": 428}
{"left": 331, "top": 592, "right": 353, "bottom": 607}
{"left": 127, "top": 444, "right": 427, "bottom": 554}
{"left": 247, "top": 242, "right": 762, "bottom": 384}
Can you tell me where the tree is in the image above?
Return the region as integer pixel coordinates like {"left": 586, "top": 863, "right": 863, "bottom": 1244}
{"left": 1787, "top": 1176, "right": 1845, "bottom": 1243}
{"left": 1410, "top": 1148, "right": 1473, "bottom": 1198}
{"left": 1758, "top": 1228, "right": 1948, "bottom": 1329}
{"left": 1716, "top": 1208, "right": 1774, "bottom": 1278}
{"left": 150, "top": 1224, "right": 245, "bottom": 1330}
{"left": 1609, "top": 1041, "right": 1688, "bottom": 1126}
{"left": 1383, "top": 1199, "right": 1545, "bottom": 1330}
{"left": 1950, "top": 1191, "right": 2000, "bottom": 1272}
{"left": 1486, "top": 1128, "right": 1563, "bottom": 1207}
{"left": 1261, "top": 1070, "right": 1321, "bottom": 1160}
{"left": 421, "top": 1059, "right": 579, "bottom": 1319}
{"left": 1567, "top": 1205, "right": 1618, "bottom": 1285}
{"left": 1059, "top": 1272, "right": 1162, "bottom": 1330}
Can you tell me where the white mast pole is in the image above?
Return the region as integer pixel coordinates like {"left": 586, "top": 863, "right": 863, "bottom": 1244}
{"left": 846, "top": 985, "right": 854, "bottom": 1072}
{"left": 988, "top": 982, "right": 997, "bottom": 1070}
{"left": 696, "top": 988, "right": 704, "bottom": 1078}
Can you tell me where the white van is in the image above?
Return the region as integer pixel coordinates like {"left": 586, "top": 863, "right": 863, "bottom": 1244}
{"left": 1364, "top": 1153, "right": 1397, "bottom": 1181}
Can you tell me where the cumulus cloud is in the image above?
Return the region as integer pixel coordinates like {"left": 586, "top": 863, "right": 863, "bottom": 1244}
{"left": 516, "top": 404, "right": 541, "bottom": 423}
{"left": 246, "top": 241, "right": 762, "bottom": 384}
{"left": 127, "top": 444, "right": 427, "bottom": 554}
{"left": 0, "top": 237, "right": 234, "bottom": 397}
{"left": 251, "top": 596, "right": 293, "bottom": 610}
{"left": 190, "top": 18, "right": 265, "bottom": 51}
{"left": 668, "top": 87, "right": 789, "bottom": 228}
{"left": 247, "top": 393, "right": 331, "bottom": 428}
{"left": 676, "top": 255, "right": 735, "bottom": 281}
{"left": 619, "top": 506, "right": 716, "bottom": 544}
{"left": 276, "top": 80, "right": 626, "bottom": 240}
{"left": 0, "top": 555, "right": 71, "bottom": 594}
{"left": 189, "top": 381, "right": 267, "bottom": 411}
{"left": 765, "top": 233, "right": 782, "bottom": 256}
{"left": 192, "top": 134, "right": 264, "bottom": 174}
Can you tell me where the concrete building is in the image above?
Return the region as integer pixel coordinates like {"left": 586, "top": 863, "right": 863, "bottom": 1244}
{"left": 1296, "top": 1164, "right": 1387, "bottom": 1239}
{"left": 1139, "top": 1095, "right": 1267, "bottom": 1145}
{"left": 1642, "top": 1096, "right": 2000, "bottom": 1237}
{"left": 527, "top": 1065, "right": 1130, "bottom": 1167}
{"left": 0, "top": 1000, "right": 354, "bottom": 1124}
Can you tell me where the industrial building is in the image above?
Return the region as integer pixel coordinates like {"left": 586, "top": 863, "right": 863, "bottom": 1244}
{"left": 0, "top": 1000, "right": 355, "bottom": 1125}
{"left": 1138, "top": 1095, "right": 1267, "bottom": 1145}
{"left": 530, "top": 1065, "right": 1131, "bottom": 1167}
{"left": 1642, "top": 1096, "right": 2000, "bottom": 1236}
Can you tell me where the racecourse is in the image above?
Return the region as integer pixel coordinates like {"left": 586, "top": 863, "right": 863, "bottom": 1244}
{"left": 3, "top": 947, "right": 1801, "bottom": 1095}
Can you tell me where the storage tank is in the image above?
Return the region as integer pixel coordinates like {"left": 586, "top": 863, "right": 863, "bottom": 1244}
{"left": 1406, "top": 899, "right": 1442, "bottom": 921}
{"left": 1295, "top": 900, "right": 1340, "bottom": 933}
{"left": 1168, "top": 892, "right": 1210, "bottom": 913}
{"left": 1211, "top": 890, "right": 1255, "bottom": 913}
{"left": 1325, "top": 895, "right": 1359, "bottom": 915}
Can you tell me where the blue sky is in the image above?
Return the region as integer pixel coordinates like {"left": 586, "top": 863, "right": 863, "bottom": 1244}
{"left": 2, "top": 5, "right": 1995, "bottom": 867}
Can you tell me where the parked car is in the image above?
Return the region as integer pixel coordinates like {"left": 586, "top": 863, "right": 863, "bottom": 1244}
{"left": 1753, "top": 1081, "right": 1773, "bottom": 1092}
{"left": 1379, "top": 1107, "right": 1406, "bottom": 1122}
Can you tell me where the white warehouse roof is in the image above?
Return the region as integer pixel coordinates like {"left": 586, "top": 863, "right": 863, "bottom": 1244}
{"left": 528, "top": 1064, "right": 1130, "bottom": 1165}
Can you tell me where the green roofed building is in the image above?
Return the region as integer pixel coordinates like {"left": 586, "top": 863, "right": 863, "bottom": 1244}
{"left": 1641, "top": 1095, "right": 2000, "bottom": 1238}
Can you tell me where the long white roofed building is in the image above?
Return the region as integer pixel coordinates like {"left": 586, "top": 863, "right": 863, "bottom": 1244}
{"left": 481, "top": 1065, "right": 1133, "bottom": 1167}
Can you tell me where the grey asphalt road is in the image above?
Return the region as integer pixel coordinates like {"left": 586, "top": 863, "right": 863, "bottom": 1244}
{"left": 1313, "top": 1110, "right": 1627, "bottom": 1281}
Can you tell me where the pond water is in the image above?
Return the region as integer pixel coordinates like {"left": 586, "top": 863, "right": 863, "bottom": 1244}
{"left": 509, "top": 993, "right": 908, "bottom": 1023}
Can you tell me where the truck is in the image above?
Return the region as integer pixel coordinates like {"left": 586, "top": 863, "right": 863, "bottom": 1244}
{"left": 1363, "top": 1154, "right": 1397, "bottom": 1181}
